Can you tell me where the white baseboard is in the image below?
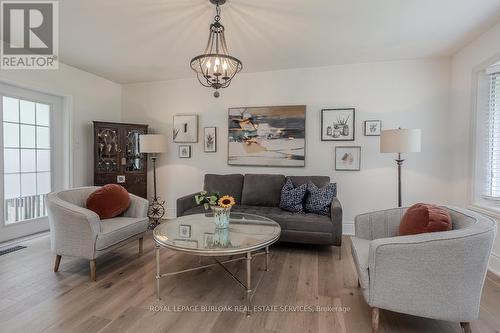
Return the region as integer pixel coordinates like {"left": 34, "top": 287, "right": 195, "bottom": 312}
{"left": 343, "top": 222, "right": 354, "bottom": 235}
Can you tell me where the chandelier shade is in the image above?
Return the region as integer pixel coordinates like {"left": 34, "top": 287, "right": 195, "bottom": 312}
{"left": 190, "top": 0, "right": 242, "bottom": 97}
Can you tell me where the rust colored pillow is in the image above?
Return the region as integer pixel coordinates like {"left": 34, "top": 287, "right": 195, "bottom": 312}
{"left": 86, "top": 184, "right": 131, "bottom": 219}
{"left": 399, "top": 203, "right": 452, "bottom": 236}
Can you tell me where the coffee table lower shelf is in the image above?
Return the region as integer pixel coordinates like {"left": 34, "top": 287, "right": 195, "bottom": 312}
{"left": 154, "top": 244, "right": 271, "bottom": 316}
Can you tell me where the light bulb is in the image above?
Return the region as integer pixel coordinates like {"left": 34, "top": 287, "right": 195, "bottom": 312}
{"left": 222, "top": 61, "right": 228, "bottom": 70}
{"left": 215, "top": 58, "right": 220, "bottom": 66}
{"left": 206, "top": 60, "right": 211, "bottom": 68}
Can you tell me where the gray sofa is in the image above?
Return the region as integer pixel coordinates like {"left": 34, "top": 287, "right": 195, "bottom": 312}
{"left": 351, "top": 206, "right": 497, "bottom": 333}
{"left": 176, "top": 174, "right": 342, "bottom": 252}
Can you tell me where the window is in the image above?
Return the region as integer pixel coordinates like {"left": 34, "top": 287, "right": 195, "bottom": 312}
{"left": 3, "top": 96, "right": 51, "bottom": 223}
{"left": 484, "top": 70, "right": 500, "bottom": 199}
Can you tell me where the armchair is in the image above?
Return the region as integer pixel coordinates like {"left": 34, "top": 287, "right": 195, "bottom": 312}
{"left": 351, "top": 206, "right": 496, "bottom": 333}
{"left": 47, "top": 186, "right": 149, "bottom": 281}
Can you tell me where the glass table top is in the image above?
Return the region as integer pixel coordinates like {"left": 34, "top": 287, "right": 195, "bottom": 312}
{"left": 153, "top": 213, "right": 281, "bottom": 255}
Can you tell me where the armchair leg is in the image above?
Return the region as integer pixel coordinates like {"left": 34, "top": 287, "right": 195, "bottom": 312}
{"left": 90, "top": 259, "right": 96, "bottom": 282}
{"left": 53, "top": 255, "right": 62, "bottom": 272}
{"left": 139, "top": 237, "right": 144, "bottom": 256}
{"left": 372, "top": 307, "right": 379, "bottom": 333}
{"left": 460, "top": 322, "right": 471, "bottom": 333}
{"left": 338, "top": 246, "right": 341, "bottom": 260}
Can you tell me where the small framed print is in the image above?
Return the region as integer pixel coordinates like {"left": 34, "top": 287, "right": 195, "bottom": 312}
{"left": 116, "top": 175, "right": 126, "bottom": 183}
{"left": 173, "top": 114, "right": 198, "bottom": 143}
{"left": 321, "top": 108, "right": 355, "bottom": 141}
{"left": 178, "top": 224, "right": 191, "bottom": 238}
{"left": 204, "top": 127, "right": 217, "bottom": 152}
{"left": 364, "top": 120, "right": 381, "bottom": 136}
{"left": 178, "top": 145, "right": 191, "bottom": 158}
{"left": 204, "top": 233, "right": 214, "bottom": 247}
{"left": 335, "top": 146, "right": 361, "bottom": 171}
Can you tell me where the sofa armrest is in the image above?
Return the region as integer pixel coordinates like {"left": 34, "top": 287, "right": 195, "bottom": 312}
{"left": 123, "top": 194, "right": 149, "bottom": 218}
{"left": 367, "top": 229, "right": 495, "bottom": 321}
{"left": 176, "top": 192, "right": 199, "bottom": 217}
{"left": 354, "top": 207, "right": 406, "bottom": 240}
{"left": 47, "top": 194, "right": 101, "bottom": 259}
{"left": 330, "top": 197, "right": 343, "bottom": 246}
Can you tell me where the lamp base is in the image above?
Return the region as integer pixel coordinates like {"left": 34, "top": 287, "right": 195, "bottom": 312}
{"left": 148, "top": 197, "right": 165, "bottom": 230}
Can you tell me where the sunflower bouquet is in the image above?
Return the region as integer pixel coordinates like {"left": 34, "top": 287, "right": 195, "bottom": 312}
{"left": 194, "top": 192, "right": 236, "bottom": 210}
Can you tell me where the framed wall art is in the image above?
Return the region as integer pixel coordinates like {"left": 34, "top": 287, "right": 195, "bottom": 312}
{"left": 204, "top": 127, "right": 217, "bottom": 152}
{"left": 321, "top": 108, "right": 355, "bottom": 141}
{"left": 178, "top": 145, "right": 191, "bottom": 158}
{"left": 173, "top": 114, "right": 198, "bottom": 143}
{"left": 228, "top": 105, "right": 306, "bottom": 167}
{"left": 335, "top": 146, "right": 361, "bottom": 171}
{"left": 364, "top": 120, "right": 381, "bottom": 136}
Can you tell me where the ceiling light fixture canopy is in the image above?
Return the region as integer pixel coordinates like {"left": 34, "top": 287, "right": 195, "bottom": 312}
{"left": 190, "top": 0, "right": 242, "bottom": 98}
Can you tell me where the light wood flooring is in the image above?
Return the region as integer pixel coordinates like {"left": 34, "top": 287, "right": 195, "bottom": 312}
{"left": 0, "top": 233, "right": 499, "bottom": 333}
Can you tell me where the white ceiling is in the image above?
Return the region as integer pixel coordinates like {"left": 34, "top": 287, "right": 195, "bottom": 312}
{"left": 59, "top": 0, "right": 500, "bottom": 83}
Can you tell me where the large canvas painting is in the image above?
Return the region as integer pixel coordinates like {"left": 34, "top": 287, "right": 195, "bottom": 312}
{"left": 228, "top": 105, "right": 306, "bottom": 167}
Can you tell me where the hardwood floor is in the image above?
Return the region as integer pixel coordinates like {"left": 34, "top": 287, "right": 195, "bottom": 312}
{"left": 0, "top": 233, "right": 499, "bottom": 333}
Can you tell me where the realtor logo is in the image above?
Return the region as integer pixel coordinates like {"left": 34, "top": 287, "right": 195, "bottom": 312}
{"left": 1, "top": 1, "right": 58, "bottom": 69}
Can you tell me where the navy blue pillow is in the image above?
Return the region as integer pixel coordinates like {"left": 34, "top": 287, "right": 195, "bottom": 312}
{"left": 279, "top": 178, "right": 307, "bottom": 213}
{"left": 304, "top": 182, "right": 337, "bottom": 216}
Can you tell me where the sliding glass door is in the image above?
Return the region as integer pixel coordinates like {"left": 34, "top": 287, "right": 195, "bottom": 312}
{"left": 0, "top": 83, "right": 67, "bottom": 242}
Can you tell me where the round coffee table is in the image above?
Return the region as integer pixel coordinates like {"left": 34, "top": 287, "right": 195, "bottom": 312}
{"left": 153, "top": 212, "right": 281, "bottom": 312}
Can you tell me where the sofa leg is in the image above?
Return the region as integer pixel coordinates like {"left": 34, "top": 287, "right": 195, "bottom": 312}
{"left": 53, "top": 255, "right": 62, "bottom": 272}
{"left": 90, "top": 259, "right": 96, "bottom": 282}
{"left": 139, "top": 237, "right": 144, "bottom": 256}
{"left": 358, "top": 279, "right": 360, "bottom": 288}
{"left": 460, "top": 322, "right": 471, "bottom": 333}
{"left": 371, "top": 307, "right": 379, "bottom": 333}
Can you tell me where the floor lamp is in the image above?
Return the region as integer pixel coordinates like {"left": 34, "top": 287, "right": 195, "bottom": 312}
{"left": 139, "top": 134, "right": 167, "bottom": 229}
{"left": 380, "top": 128, "right": 421, "bottom": 207}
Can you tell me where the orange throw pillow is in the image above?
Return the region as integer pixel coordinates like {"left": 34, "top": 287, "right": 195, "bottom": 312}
{"left": 86, "top": 184, "right": 131, "bottom": 219}
{"left": 399, "top": 203, "right": 452, "bottom": 236}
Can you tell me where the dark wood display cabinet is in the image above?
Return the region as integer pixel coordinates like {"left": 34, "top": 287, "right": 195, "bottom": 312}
{"left": 93, "top": 121, "right": 148, "bottom": 198}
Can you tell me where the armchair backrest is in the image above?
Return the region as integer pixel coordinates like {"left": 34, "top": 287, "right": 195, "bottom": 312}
{"left": 55, "top": 186, "right": 99, "bottom": 208}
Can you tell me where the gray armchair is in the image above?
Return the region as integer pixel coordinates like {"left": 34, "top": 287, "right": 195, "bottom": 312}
{"left": 47, "top": 187, "right": 149, "bottom": 281}
{"left": 351, "top": 206, "right": 496, "bottom": 333}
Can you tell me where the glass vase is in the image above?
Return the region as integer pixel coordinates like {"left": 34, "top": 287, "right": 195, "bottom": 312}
{"left": 212, "top": 206, "right": 231, "bottom": 229}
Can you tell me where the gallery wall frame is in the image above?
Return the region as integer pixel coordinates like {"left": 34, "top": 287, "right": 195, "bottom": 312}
{"left": 335, "top": 145, "right": 361, "bottom": 171}
{"left": 227, "top": 105, "right": 306, "bottom": 167}
{"left": 321, "top": 108, "right": 355, "bottom": 141}
{"left": 173, "top": 114, "right": 198, "bottom": 143}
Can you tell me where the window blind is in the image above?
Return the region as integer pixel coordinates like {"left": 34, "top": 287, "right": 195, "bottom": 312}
{"left": 484, "top": 71, "right": 500, "bottom": 198}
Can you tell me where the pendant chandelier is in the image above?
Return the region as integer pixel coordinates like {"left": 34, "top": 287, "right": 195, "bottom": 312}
{"left": 190, "top": 0, "right": 242, "bottom": 98}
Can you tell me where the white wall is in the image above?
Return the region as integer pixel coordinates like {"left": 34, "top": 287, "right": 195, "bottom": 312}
{"left": 0, "top": 63, "right": 122, "bottom": 187}
{"left": 122, "top": 59, "right": 452, "bottom": 232}
{"left": 450, "top": 20, "right": 500, "bottom": 275}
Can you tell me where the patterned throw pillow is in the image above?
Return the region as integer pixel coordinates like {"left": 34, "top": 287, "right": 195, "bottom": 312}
{"left": 304, "top": 182, "right": 337, "bottom": 216}
{"left": 279, "top": 178, "right": 307, "bottom": 213}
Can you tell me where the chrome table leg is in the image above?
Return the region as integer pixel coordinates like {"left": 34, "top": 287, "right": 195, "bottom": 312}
{"left": 265, "top": 246, "right": 270, "bottom": 271}
{"left": 155, "top": 243, "right": 161, "bottom": 300}
{"left": 246, "top": 251, "right": 252, "bottom": 316}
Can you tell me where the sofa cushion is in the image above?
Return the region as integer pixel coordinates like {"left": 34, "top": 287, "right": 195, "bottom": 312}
{"left": 86, "top": 184, "right": 130, "bottom": 219}
{"left": 241, "top": 174, "right": 285, "bottom": 207}
{"left": 204, "top": 174, "right": 244, "bottom": 204}
{"left": 182, "top": 205, "right": 334, "bottom": 234}
{"left": 279, "top": 178, "right": 307, "bottom": 213}
{"left": 304, "top": 182, "right": 337, "bottom": 216}
{"left": 399, "top": 203, "right": 452, "bottom": 236}
{"left": 288, "top": 176, "right": 330, "bottom": 188}
{"left": 96, "top": 217, "right": 148, "bottom": 250}
{"left": 350, "top": 236, "right": 371, "bottom": 289}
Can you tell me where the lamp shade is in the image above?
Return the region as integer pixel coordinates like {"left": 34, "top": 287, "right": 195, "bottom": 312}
{"left": 380, "top": 128, "right": 421, "bottom": 153}
{"left": 139, "top": 134, "right": 167, "bottom": 154}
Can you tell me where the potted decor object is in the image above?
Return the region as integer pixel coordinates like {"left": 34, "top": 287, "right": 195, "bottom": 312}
{"left": 194, "top": 192, "right": 236, "bottom": 228}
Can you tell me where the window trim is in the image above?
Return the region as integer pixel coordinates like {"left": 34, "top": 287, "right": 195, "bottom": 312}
{"left": 470, "top": 56, "right": 500, "bottom": 213}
